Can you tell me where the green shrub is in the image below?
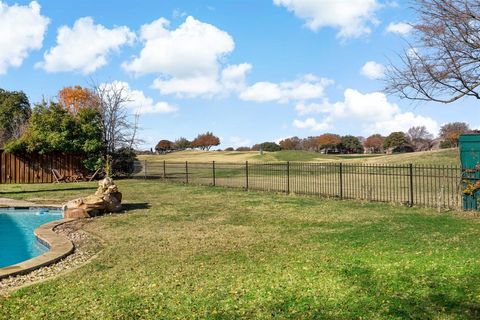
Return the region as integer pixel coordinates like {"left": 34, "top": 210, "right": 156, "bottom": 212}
{"left": 260, "top": 142, "right": 282, "bottom": 152}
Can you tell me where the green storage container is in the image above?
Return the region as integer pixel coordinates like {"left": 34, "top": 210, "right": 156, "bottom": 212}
{"left": 459, "top": 134, "right": 480, "bottom": 169}
{"left": 459, "top": 134, "right": 480, "bottom": 210}
{"left": 463, "top": 194, "right": 477, "bottom": 210}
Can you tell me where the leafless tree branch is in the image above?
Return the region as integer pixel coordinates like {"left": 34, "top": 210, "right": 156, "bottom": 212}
{"left": 385, "top": 0, "right": 480, "bottom": 104}
{"left": 90, "top": 80, "right": 141, "bottom": 154}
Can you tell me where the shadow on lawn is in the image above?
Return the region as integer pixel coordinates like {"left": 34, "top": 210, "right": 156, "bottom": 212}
{"left": 122, "top": 203, "right": 151, "bottom": 211}
{"left": 0, "top": 186, "right": 97, "bottom": 195}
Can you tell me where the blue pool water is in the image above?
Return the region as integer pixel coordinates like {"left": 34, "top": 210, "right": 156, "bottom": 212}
{"left": 0, "top": 208, "right": 63, "bottom": 268}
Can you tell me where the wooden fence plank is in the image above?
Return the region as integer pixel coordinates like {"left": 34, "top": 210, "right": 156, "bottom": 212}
{"left": 0, "top": 150, "right": 85, "bottom": 184}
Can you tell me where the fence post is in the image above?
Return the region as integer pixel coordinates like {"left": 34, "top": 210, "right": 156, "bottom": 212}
{"left": 245, "top": 161, "right": 249, "bottom": 191}
{"left": 185, "top": 161, "right": 189, "bottom": 184}
{"left": 144, "top": 160, "right": 147, "bottom": 180}
{"left": 212, "top": 161, "right": 216, "bottom": 186}
{"left": 286, "top": 161, "right": 290, "bottom": 194}
{"left": 409, "top": 163, "right": 414, "bottom": 207}
{"left": 163, "top": 160, "right": 166, "bottom": 180}
{"left": 339, "top": 162, "right": 343, "bottom": 199}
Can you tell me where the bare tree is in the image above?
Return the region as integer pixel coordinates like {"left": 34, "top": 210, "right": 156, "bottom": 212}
{"left": 407, "top": 126, "right": 434, "bottom": 151}
{"left": 385, "top": 0, "right": 480, "bottom": 103}
{"left": 439, "top": 122, "right": 470, "bottom": 147}
{"left": 128, "top": 112, "right": 141, "bottom": 150}
{"left": 91, "top": 81, "right": 141, "bottom": 154}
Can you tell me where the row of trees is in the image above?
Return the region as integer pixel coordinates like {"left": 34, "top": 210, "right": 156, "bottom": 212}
{"left": 219, "top": 122, "right": 471, "bottom": 154}
{"left": 0, "top": 84, "right": 140, "bottom": 174}
{"left": 224, "top": 142, "right": 283, "bottom": 152}
{"left": 151, "top": 121, "right": 470, "bottom": 155}
{"left": 277, "top": 134, "right": 364, "bottom": 153}
{"left": 280, "top": 123, "right": 470, "bottom": 154}
{"left": 155, "top": 132, "right": 220, "bottom": 153}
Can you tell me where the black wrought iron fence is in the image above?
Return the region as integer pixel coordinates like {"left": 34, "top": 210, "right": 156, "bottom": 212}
{"left": 133, "top": 160, "right": 462, "bottom": 210}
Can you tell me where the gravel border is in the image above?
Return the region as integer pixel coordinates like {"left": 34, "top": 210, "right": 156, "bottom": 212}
{"left": 0, "top": 219, "right": 102, "bottom": 295}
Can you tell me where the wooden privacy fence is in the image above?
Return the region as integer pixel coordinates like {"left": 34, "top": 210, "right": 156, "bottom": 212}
{"left": 133, "top": 160, "right": 463, "bottom": 210}
{"left": 0, "top": 150, "right": 84, "bottom": 184}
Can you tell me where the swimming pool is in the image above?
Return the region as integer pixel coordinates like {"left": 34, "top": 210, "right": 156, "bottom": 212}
{"left": 0, "top": 208, "right": 63, "bottom": 268}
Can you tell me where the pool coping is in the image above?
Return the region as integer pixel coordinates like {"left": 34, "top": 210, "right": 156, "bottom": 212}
{"left": 0, "top": 218, "right": 75, "bottom": 280}
{"left": 0, "top": 204, "right": 63, "bottom": 209}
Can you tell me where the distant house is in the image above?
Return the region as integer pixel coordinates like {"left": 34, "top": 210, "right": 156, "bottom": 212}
{"left": 319, "top": 148, "right": 340, "bottom": 154}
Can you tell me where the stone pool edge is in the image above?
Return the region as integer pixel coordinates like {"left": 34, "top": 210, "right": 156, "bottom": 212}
{"left": 0, "top": 218, "right": 75, "bottom": 280}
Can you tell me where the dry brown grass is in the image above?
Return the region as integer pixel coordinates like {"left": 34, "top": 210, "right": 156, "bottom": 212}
{"left": 137, "top": 148, "right": 459, "bottom": 165}
{"left": 138, "top": 150, "right": 260, "bottom": 162}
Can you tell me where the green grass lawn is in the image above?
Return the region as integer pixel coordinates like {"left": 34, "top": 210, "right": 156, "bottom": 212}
{"left": 1, "top": 180, "right": 480, "bottom": 319}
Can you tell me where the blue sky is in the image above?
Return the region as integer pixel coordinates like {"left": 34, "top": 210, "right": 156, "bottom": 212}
{"left": 1, "top": 0, "right": 478, "bottom": 149}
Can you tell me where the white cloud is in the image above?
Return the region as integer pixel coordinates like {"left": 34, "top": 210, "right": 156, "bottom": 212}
{"left": 240, "top": 75, "right": 333, "bottom": 103}
{"left": 127, "top": 90, "right": 178, "bottom": 114}
{"left": 124, "top": 16, "right": 233, "bottom": 77}
{"left": 385, "top": 1, "right": 399, "bottom": 8}
{"left": 172, "top": 9, "right": 187, "bottom": 19}
{"left": 368, "top": 112, "right": 438, "bottom": 135}
{"left": 38, "top": 17, "right": 134, "bottom": 74}
{"left": 124, "top": 16, "right": 244, "bottom": 97}
{"left": 152, "top": 76, "right": 221, "bottom": 97}
{"left": 100, "top": 81, "right": 178, "bottom": 114}
{"left": 293, "top": 89, "right": 438, "bottom": 135}
{"left": 0, "top": 1, "right": 49, "bottom": 74}
{"left": 151, "top": 63, "right": 251, "bottom": 97}
{"left": 240, "top": 82, "right": 283, "bottom": 102}
{"left": 360, "top": 61, "right": 385, "bottom": 79}
{"left": 293, "top": 118, "right": 331, "bottom": 131}
{"left": 221, "top": 63, "right": 252, "bottom": 92}
{"left": 386, "top": 22, "right": 412, "bottom": 35}
{"left": 341, "top": 90, "right": 399, "bottom": 120}
{"left": 230, "top": 136, "right": 251, "bottom": 148}
{"left": 294, "top": 101, "right": 330, "bottom": 115}
{"left": 273, "top": 0, "right": 380, "bottom": 38}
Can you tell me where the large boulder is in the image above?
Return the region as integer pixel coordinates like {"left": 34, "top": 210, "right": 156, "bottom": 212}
{"left": 103, "top": 193, "right": 122, "bottom": 213}
{"left": 63, "top": 178, "right": 123, "bottom": 219}
{"left": 64, "top": 208, "right": 90, "bottom": 219}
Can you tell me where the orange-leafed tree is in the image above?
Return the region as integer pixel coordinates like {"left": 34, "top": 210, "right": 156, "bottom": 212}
{"left": 302, "top": 136, "right": 319, "bottom": 151}
{"left": 155, "top": 140, "right": 174, "bottom": 154}
{"left": 364, "top": 134, "right": 385, "bottom": 153}
{"left": 439, "top": 122, "right": 470, "bottom": 148}
{"left": 192, "top": 132, "right": 220, "bottom": 150}
{"left": 316, "top": 133, "right": 341, "bottom": 153}
{"left": 279, "top": 136, "right": 302, "bottom": 150}
{"left": 58, "top": 85, "right": 99, "bottom": 116}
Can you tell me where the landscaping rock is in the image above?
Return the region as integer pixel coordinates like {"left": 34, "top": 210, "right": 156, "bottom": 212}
{"left": 64, "top": 208, "right": 90, "bottom": 219}
{"left": 103, "top": 193, "right": 122, "bottom": 212}
{"left": 63, "top": 178, "right": 122, "bottom": 219}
